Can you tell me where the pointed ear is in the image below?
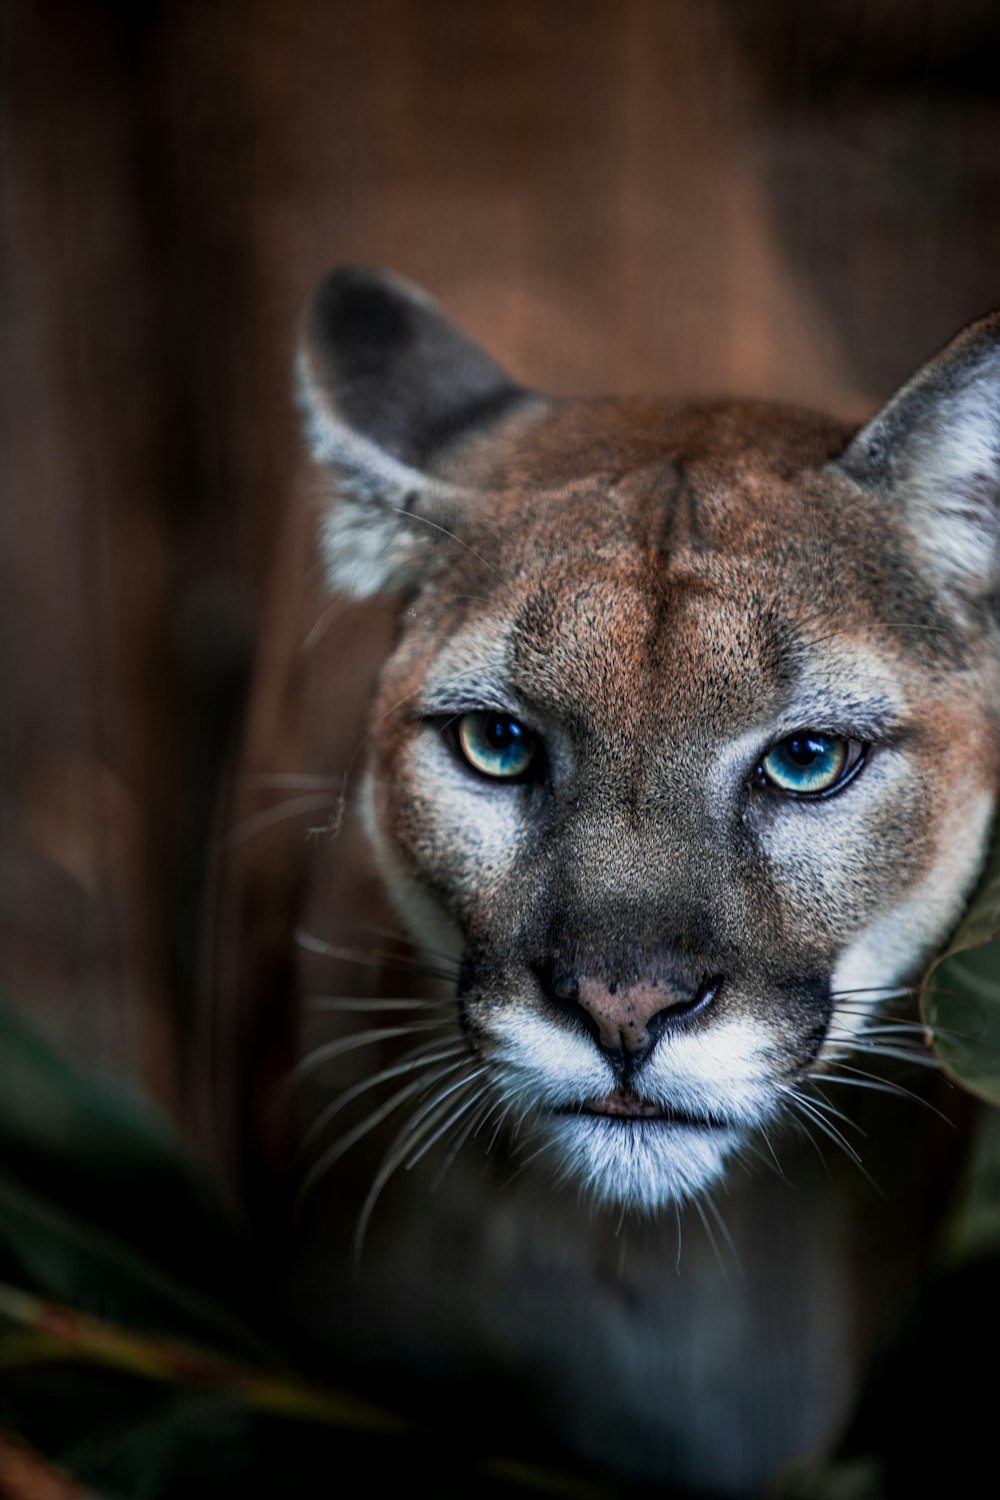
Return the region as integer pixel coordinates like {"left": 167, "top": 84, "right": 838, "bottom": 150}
{"left": 835, "top": 311, "right": 1000, "bottom": 603}
{"left": 297, "top": 266, "right": 531, "bottom": 598}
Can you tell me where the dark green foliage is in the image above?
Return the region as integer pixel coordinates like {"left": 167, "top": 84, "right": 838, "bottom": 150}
{"left": 0, "top": 1007, "right": 614, "bottom": 1500}
{"left": 924, "top": 815, "right": 1000, "bottom": 1102}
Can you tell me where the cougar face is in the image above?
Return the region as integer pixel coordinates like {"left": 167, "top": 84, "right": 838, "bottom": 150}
{"left": 299, "top": 268, "right": 1000, "bottom": 1214}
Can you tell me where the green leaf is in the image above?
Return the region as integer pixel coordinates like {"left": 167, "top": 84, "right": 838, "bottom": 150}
{"left": 0, "top": 1009, "right": 619, "bottom": 1498}
{"left": 922, "top": 816, "right": 1000, "bottom": 1103}
{"left": 0, "top": 1004, "right": 278, "bottom": 1363}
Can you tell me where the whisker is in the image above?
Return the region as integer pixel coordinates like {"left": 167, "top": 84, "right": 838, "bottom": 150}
{"left": 500, "top": 1136, "right": 552, "bottom": 1192}
{"left": 783, "top": 1090, "right": 882, "bottom": 1194}
{"left": 353, "top": 1070, "right": 488, "bottom": 1267}
{"left": 830, "top": 985, "right": 917, "bottom": 1000}
{"left": 304, "top": 996, "right": 435, "bottom": 1013}
{"left": 692, "top": 1197, "right": 729, "bottom": 1282}
{"left": 806, "top": 622, "right": 951, "bottom": 651}
{"left": 793, "top": 1084, "right": 866, "bottom": 1135}
{"left": 347, "top": 918, "right": 460, "bottom": 968}
{"left": 484, "top": 1090, "right": 521, "bottom": 1156}
{"left": 810, "top": 1072, "right": 902, "bottom": 1099}
{"left": 829, "top": 1015, "right": 927, "bottom": 1030}
{"left": 701, "top": 1192, "right": 742, "bottom": 1283}
{"left": 828, "top": 1019, "right": 926, "bottom": 1040}
{"left": 390, "top": 506, "right": 499, "bottom": 578}
{"left": 287, "top": 1021, "right": 449, "bottom": 1085}
{"left": 786, "top": 1109, "right": 830, "bottom": 1175}
{"left": 784, "top": 1090, "right": 860, "bottom": 1157}
{"left": 223, "top": 792, "right": 335, "bottom": 848}
{"left": 302, "top": 595, "right": 354, "bottom": 651}
{"left": 238, "top": 772, "right": 339, "bottom": 790}
{"left": 307, "top": 684, "right": 427, "bottom": 845}
{"left": 753, "top": 1122, "right": 787, "bottom": 1179}
{"left": 298, "top": 1042, "right": 466, "bottom": 1153}
{"left": 836, "top": 1012, "right": 996, "bottom": 1049}
{"left": 738, "top": 1135, "right": 787, "bottom": 1185}
{"left": 808, "top": 1066, "right": 954, "bottom": 1124}
{"left": 404, "top": 1077, "right": 491, "bottom": 1173}
{"left": 295, "top": 927, "right": 460, "bottom": 983}
{"left": 401, "top": 1074, "right": 491, "bottom": 1176}
{"left": 838, "top": 1041, "right": 942, "bottom": 1070}
{"left": 431, "top": 1092, "right": 496, "bottom": 1191}
{"left": 297, "top": 1059, "right": 467, "bottom": 1207}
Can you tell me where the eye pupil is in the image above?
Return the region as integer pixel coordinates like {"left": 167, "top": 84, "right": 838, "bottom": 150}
{"left": 485, "top": 714, "right": 521, "bottom": 750}
{"left": 786, "top": 735, "right": 824, "bottom": 767}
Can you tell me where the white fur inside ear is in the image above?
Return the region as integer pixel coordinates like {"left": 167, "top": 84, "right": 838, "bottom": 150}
{"left": 296, "top": 346, "right": 435, "bottom": 598}
{"left": 903, "top": 378, "right": 1000, "bottom": 592}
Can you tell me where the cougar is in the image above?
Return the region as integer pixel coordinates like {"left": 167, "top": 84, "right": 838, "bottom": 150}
{"left": 287, "top": 267, "right": 1000, "bottom": 1494}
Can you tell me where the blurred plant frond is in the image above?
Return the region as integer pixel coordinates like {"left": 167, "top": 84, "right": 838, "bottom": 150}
{"left": 0, "top": 1005, "right": 615, "bottom": 1500}
{"left": 923, "top": 813, "right": 1000, "bottom": 1105}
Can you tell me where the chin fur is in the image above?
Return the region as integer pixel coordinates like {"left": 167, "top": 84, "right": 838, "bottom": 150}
{"left": 534, "top": 1113, "right": 742, "bottom": 1214}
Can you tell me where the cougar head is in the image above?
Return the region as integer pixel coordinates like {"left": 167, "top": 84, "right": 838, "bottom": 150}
{"left": 298, "top": 267, "right": 1000, "bottom": 1212}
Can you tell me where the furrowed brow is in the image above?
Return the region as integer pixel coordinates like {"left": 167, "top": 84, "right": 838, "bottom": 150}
{"left": 420, "top": 672, "right": 523, "bottom": 716}
{"left": 780, "top": 691, "right": 903, "bottom": 739}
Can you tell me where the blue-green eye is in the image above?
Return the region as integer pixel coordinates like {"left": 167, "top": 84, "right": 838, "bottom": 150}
{"left": 456, "top": 712, "right": 537, "bottom": 780}
{"left": 760, "top": 732, "right": 858, "bottom": 796}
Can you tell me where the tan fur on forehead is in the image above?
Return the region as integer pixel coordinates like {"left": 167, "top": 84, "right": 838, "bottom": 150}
{"left": 439, "top": 402, "right": 864, "bottom": 575}
{"left": 436, "top": 394, "right": 856, "bottom": 489}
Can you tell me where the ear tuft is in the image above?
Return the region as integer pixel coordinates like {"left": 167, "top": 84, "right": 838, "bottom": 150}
{"left": 837, "top": 311, "right": 1000, "bottom": 600}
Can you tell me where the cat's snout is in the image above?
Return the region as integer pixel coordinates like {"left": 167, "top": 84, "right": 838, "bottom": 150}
{"left": 536, "top": 962, "right": 718, "bottom": 1081}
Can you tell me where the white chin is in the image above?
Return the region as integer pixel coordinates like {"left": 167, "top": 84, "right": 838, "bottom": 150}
{"left": 540, "top": 1115, "right": 740, "bottom": 1214}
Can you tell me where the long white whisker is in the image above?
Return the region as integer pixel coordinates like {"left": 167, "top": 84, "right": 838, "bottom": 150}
{"left": 692, "top": 1197, "right": 729, "bottom": 1281}
{"left": 297, "top": 1059, "right": 468, "bottom": 1207}
{"left": 473, "top": 1090, "right": 516, "bottom": 1155}
{"left": 294, "top": 926, "right": 460, "bottom": 982}
{"left": 287, "top": 1021, "right": 449, "bottom": 1086}
{"left": 841, "top": 1042, "right": 942, "bottom": 1069}
{"left": 405, "top": 1078, "right": 491, "bottom": 1174}
{"left": 703, "top": 1191, "right": 742, "bottom": 1281}
{"left": 830, "top": 986, "right": 916, "bottom": 1000}
{"left": 299, "top": 1043, "right": 466, "bottom": 1153}
{"left": 797, "top": 1086, "right": 867, "bottom": 1134}
{"left": 347, "top": 918, "right": 461, "bottom": 968}
{"left": 808, "top": 1071, "right": 910, "bottom": 1101}
{"left": 353, "top": 1070, "right": 488, "bottom": 1268}
{"left": 754, "top": 1122, "right": 786, "bottom": 1178}
{"left": 223, "top": 792, "right": 334, "bottom": 848}
{"left": 784, "top": 1091, "right": 853, "bottom": 1154}
{"left": 307, "top": 685, "right": 427, "bottom": 845}
{"left": 304, "top": 996, "right": 435, "bottom": 1013}
{"left": 808, "top": 1068, "right": 954, "bottom": 1124}
{"left": 302, "top": 595, "right": 354, "bottom": 651}
{"left": 431, "top": 1092, "right": 496, "bottom": 1191}
{"left": 390, "top": 506, "right": 499, "bottom": 578}
{"left": 786, "top": 1108, "right": 830, "bottom": 1174}
{"left": 836, "top": 1014, "right": 977, "bottom": 1046}
{"left": 784, "top": 1091, "right": 882, "bottom": 1194}
{"left": 239, "top": 772, "right": 339, "bottom": 790}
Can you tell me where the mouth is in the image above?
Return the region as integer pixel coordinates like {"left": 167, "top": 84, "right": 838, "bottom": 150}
{"left": 546, "top": 1091, "right": 741, "bottom": 1210}
{"left": 564, "top": 1089, "right": 726, "bottom": 1129}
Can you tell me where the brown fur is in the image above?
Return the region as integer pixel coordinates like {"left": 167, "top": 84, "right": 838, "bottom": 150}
{"left": 290, "top": 268, "right": 1000, "bottom": 1492}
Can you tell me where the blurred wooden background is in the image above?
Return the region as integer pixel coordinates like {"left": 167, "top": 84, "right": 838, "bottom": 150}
{"left": 2, "top": 0, "right": 999, "bottom": 1197}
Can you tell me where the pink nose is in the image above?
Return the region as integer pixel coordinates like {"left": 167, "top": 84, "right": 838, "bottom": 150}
{"left": 575, "top": 978, "right": 694, "bottom": 1054}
